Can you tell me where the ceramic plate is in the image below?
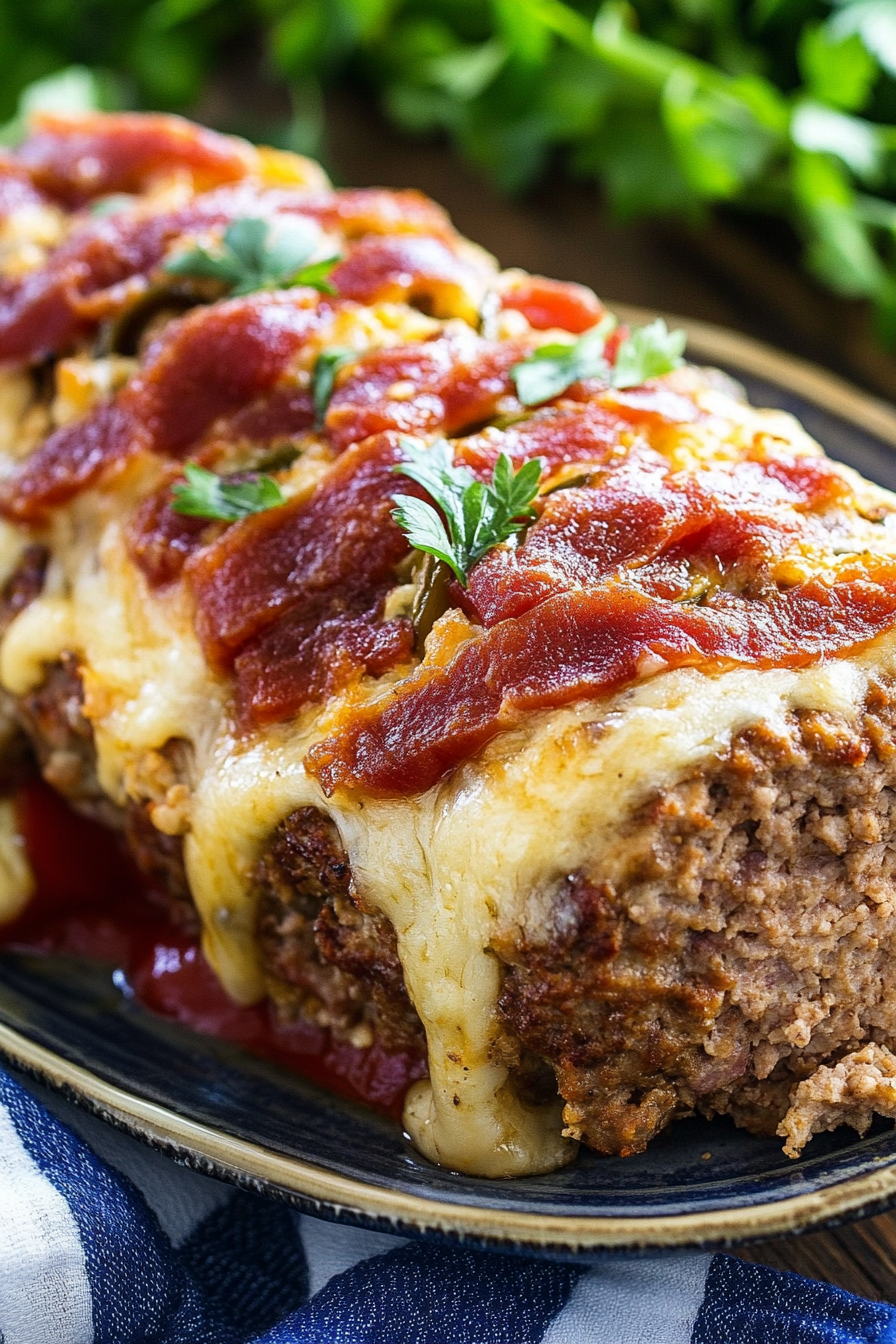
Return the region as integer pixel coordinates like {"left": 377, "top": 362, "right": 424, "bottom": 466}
{"left": 3, "top": 314, "right": 896, "bottom": 1257}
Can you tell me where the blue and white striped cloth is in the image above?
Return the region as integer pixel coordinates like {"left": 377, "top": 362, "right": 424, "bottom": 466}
{"left": 2, "top": 1066, "right": 895, "bottom": 1344}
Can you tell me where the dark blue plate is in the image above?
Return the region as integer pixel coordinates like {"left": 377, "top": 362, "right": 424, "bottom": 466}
{"left": 2, "top": 318, "right": 896, "bottom": 1256}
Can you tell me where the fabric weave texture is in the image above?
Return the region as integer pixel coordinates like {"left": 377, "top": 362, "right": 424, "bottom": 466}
{"left": 1, "top": 1066, "right": 895, "bottom": 1344}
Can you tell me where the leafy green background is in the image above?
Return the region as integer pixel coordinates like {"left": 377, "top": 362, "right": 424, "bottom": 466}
{"left": 2, "top": 0, "right": 896, "bottom": 342}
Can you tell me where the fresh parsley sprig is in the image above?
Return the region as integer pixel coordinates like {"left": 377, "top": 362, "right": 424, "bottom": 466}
{"left": 171, "top": 463, "right": 285, "bottom": 521}
{"left": 512, "top": 317, "right": 687, "bottom": 406}
{"left": 611, "top": 320, "right": 688, "bottom": 389}
{"left": 511, "top": 317, "right": 616, "bottom": 406}
{"left": 312, "top": 346, "right": 356, "bottom": 428}
{"left": 163, "top": 216, "right": 340, "bottom": 298}
{"left": 391, "top": 438, "right": 541, "bottom": 586}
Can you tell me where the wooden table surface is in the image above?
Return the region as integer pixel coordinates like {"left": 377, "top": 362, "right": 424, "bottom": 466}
{"left": 201, "top": 79, "right": 896, "bottom": 1297}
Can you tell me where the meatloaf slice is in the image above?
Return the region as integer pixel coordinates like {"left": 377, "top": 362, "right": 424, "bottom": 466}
{"left": 496, "top": 678, "right": 896, "bottom": 1156}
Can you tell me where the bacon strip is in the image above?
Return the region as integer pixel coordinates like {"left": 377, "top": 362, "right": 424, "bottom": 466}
{"left": 499, "top": 276, "right": 604, "bottom": 333}
{"left": 328, "top": 235, "right": 485, "bottom": 316}
{"left": 234, "top": 596, "right": 413, "bottom": 725}
{"left": 189, "top": 435, "right": 414, "bottom": 703}
{"left": 325, "top": 332, "right": 528, "bottom": 453}
{"left": 463, "top": 453, "right": 849, "bottom": 627}
{"left": 305, "top": 439, "right": 870, "bottom": 797}
{"left": 15, "top": 112, "right": 252, "bottom": 206}
{"left": 307, "top": 573, "right": 896, "bottom": 798}
{"left": 0, "top": 185, "right": 470, "bottom": 368}
{"left": 0, "top": 291, "right": 322, "bottom": 521}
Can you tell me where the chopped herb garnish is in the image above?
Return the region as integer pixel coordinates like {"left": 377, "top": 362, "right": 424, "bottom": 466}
{"left": 171, "top": 463, "right": 285, "bottom": 521}
{"left": 312, "top": 346, "right": 356, "bottom": 428}
{"left": 511, "top": 316, "right": 687, "bottom": 405}
{"left": 511, "top": 318, "right": 616, "bottom": 407}
{"left": 163, "top": 216, "right": 340, "bottom": 298}
{"left": 90, "top": 194, "right": 133, "bottom": 217}
{"left": 611, "top": 319, "right": 688, "bottom": 389}
{"left": 391, "top": 437, "right": 541, "bottom": 586}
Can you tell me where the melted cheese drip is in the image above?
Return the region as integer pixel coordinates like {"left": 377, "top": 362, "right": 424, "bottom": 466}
{"left": 0, "top": 797, "right": 33, "bottom": 925}
{"left": 4, "top": 321, "right": 896, "bottom": 1175}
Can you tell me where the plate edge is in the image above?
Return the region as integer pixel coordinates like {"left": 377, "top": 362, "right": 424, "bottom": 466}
{"left": 3, "top": 1019, "right": 896, "bottom": 1252}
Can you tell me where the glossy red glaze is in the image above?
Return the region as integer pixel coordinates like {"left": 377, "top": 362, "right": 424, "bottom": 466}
{"left": 16, "top": 112, "right": 251, "bottom": 207}
{"left": 500, "top": 276, "right": 604, "bottom": 333}
{"left": 0, "top": 780, "right": 424, "bottom": 1116}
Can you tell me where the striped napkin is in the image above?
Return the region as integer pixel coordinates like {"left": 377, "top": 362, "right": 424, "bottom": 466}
{"left": 1, "top": 1065, "right": 894, "bottom": 1344}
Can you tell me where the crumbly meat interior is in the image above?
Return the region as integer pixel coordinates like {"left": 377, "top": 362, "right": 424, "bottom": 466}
{"left": 497, "top": 680, "right": 896, "bottom": 1156}
{"left": 4, "top": 111, "right": 896, "bottom": 1174}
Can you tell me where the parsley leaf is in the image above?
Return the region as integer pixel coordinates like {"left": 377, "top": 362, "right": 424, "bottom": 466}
{"left": 511, "top": 316, "right": 687, "bottom": 405}
{"left": 312, "top": 346, "right": 356, "bottom": 428}
{"left": 163, "top": 216, "right": 340, "bottom": 297}
{"left": 171, "top": 463, "right": 285, "bottom": 521}
{"left": 511, "top": 318, "right": 615, "bottom": 406}
{"left": 611, "top": 319, "right": 688, "bottom": 388}
{"left": 391, "top": 437, "right": 541, "bottom": 586}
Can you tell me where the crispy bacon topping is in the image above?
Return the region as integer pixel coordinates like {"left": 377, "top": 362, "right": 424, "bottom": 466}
{"left": 328, "top": 235, "right": 485, "bottom": 316}
{"left": 499, "top": 276, "right": 604, "bottom": 334}
{"left": 306, "top": 443, "right": 889, "bottom": 797}
{"left": 326, "top": 331, "right": 528, "bottom": 453}
{"left": 0, "top": 183, "right": 473, "bottom": 369}
{"left": 308, "top": 570, "right": 896, "bottom": 798}
{"left": 0, "top": 194, "right": 230, "bottom": 365}
{"left": 2, "top": 111, "right": 894, "bottom": 788}
{"left": 16, "top": 112, "right": 252, "bottom": 206}
{"left": 188, "top": 434, "right": 415, "bottom": 722}
{"left": 0, "top": 292, "right": 323, "bottom": 520}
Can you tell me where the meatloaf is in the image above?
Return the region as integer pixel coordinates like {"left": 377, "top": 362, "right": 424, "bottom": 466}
{"left": 1, "top": 110, "right": 896, "bottom": 1176}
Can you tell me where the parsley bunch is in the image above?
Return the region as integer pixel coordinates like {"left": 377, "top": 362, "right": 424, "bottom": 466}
{"left": 391, "top": 438, "right": 541, "bottom": 585}
{"left": 3, "top": 0, "right": 896, "bottom": 348}
{"left": 164, "top": 217, "right": 339, "bottom": 298}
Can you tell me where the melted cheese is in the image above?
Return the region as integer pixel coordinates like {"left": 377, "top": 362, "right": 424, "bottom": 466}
{"left": 0, "top": 797, "right": 33, "bottom": 925}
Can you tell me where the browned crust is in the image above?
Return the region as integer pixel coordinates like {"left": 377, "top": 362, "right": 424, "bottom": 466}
{"left": 254, "top": 806, "right": 424, "bottom": 1055}
{"left": 17, "top": 652, "right": 119, "bottom": 826}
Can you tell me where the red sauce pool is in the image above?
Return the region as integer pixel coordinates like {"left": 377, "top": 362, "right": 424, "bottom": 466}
{"left": 0, "top": 780, "right": 425, "bottom": 1118}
